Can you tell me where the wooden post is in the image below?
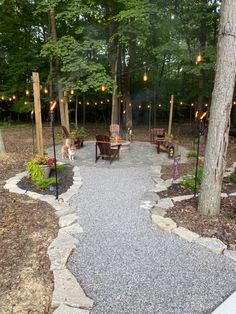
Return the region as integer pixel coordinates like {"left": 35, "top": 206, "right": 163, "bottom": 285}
{"left": 32, "top": 72, "right": 44, "bottom": 155}
{"left": 64, "top": 91, "right": 70, "bottom": 132}
{"left": 168, "top": 94, "right": 174, "bottom": 136}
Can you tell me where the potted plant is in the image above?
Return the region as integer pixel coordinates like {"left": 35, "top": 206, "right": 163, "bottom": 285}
{"left": 26, "top": 155, "right": 54, "bottom": 180}
{"left": 71, "top": 126, "right": 88, "bottom": 148}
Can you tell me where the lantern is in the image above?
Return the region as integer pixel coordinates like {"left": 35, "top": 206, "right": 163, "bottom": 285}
{"left": 168, "top": 146, "right": 175, "bottom": 158}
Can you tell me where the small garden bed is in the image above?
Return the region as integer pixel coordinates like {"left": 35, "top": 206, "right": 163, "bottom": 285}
{"left": 17, "top": 164, "right": 74, "bottom": 195}
{"left": 166, "top": 196, "right": 236, "bottom": 250}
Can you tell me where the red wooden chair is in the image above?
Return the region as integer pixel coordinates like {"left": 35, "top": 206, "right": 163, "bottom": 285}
{"left": 95, "top": 135, "right": 121, "bottom": 164}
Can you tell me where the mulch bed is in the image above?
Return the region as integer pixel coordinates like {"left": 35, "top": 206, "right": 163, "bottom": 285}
{"left": 158, "top": 167, "right": 236, "bottom": 250}
{"left": 166, "top": 196, "right": 236, "bottom": 250}
{"left": 157, "top": 177, "right": 236, "bottom": 199}
{"left": 17, "top": 164, "right": 74, "bottom": 196}
{"left": 0, "top": 151, "right": 58, "bottom": 313}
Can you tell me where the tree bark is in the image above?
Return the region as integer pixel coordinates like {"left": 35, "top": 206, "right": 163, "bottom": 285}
{"left": 49, "top": 8, "right": 66, "bottom": 126}
{"left": 111, "top": 44, "right": 119, "bottom": 125}
{"left": 198, "top": 0, "right": 236, "bottom": 215}
{"left": 0, "top": 130, "right": 6, "bottom": 153}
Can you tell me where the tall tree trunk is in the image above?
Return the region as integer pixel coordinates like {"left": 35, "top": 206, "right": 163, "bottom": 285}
{"left": 111, "top": 44, "right": 119, "bottom": 125}
{"left": 198, "top": 0, "right": 236, "bottom": 215}
{"left": 0, "top": 130, "right": 6, "bottom": 153}
{"left": 49, "top": 8, "right": 66, "bottom": 126}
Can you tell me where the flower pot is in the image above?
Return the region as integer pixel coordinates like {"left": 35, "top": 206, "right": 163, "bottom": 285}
{"left": 40, "top": 165, "right": 51, "bottom": 179}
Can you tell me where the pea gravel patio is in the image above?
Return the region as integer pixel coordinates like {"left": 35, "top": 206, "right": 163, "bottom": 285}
{"left": 53, "top": 141, "right": 236, "bottom": 314}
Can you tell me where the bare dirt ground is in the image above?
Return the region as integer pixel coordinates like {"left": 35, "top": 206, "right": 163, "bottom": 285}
{"left": 0, "top": 122, "right": 235, "bottom": 313}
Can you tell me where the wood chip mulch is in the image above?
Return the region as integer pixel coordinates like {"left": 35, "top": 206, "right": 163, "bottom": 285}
{"left": 0, "top": 144, "right": 59, "bottom": 312}
{"left": 160, "top": 160, "right": 236, "bottom": 250}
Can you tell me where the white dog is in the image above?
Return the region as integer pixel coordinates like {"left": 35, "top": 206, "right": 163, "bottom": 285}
{"left": 68, "top": 145, "right": 76, "bottom": 161}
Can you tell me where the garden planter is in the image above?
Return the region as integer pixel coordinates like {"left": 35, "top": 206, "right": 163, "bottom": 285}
{"left": 40, "top": 165, "right": 51, "bottom": 179}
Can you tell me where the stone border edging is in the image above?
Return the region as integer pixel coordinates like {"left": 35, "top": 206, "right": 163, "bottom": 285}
{"left": 141, "top": 162, "right": 236, "bottom": 263}
{"left": 3, "top": 166, "right": 94, "bottom": 314}
{"left": 141, "top": 161, "right": 236, "bottom": 314}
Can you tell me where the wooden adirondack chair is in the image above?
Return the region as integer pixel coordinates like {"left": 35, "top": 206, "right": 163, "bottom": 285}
{"left": 95, "top": 135, "right": 121, "bottom": 163}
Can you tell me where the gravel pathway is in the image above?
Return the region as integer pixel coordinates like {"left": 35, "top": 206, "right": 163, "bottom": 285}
{"left": 57, "top": 142, "right": 236, "bottom": 314}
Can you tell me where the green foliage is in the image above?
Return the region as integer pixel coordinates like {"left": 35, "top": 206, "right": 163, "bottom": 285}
{"left": 230, "top": 168, "right": 236, "bottom": 184}
{"left": 26, "top": 159, "right": 44, "bottom": 181}
{"left": 26, "top": 155, "right": 50, "bottom": 180}
{"left": 35, "top": 177, "right": 56, "bottom": 189}
{"left": 187, "top": 151, "right": 197, "bottom": 158}
{"left": 0, "top": 122, "right": 12, "bottom": 128}
{"left": 71, "top": 126, "right": 88, "bottom": 138}
{"left": 182, "top": 167, "right": 203, "bottom": 191}
{"left": 51, "top": 163, "right": 64, "bottom": 171}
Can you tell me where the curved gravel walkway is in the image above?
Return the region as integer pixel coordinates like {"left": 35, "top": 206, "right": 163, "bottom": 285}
{"left": 55, "top": 141, "right": 236, "bottom": 314}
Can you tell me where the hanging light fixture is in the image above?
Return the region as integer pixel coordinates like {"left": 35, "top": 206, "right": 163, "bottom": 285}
{"left": 70, "top": 89, "right": 74, "bottom": 95}
{"left": 101, "top": 84, "right": 106, "bottom": 92}
{"left": 44, "top": 87, "right": 48, "bottom": 94}
{"left": 12, "top": 95, "right": 16, "bottom": 100}
{"left": 25, "top": 89, "right": 30, "bottom": 96}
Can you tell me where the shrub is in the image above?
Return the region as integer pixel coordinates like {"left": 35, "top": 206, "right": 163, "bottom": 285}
{"left": 182, "top": 167, "right": 203, "bottom": 191}
{"left": 35, "top": 178, "right": 57, "bottom": 189}
{"left": 26, "top": 159, "right": 44, "bottom": 180}
{"left": 230, "top": 168, "right": 236, "bottom": 183}
{"left": 187, "top": 150, "right": 197, "bottom": 158}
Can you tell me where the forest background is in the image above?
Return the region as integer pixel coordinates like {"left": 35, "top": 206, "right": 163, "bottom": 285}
{"left": 1, "top": 0, "right": 235, "bottom": 130}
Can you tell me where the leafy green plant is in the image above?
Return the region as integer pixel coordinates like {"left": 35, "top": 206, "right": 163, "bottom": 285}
{"left": 51, "top": 163, "right": 64, "bottom": 171}
{"left": 26, "top": 155, "right": 54, "bottom": 181}
{"left": 182, "top": 167, "right": 203, "bottom": 191}
{"left": 187, "top": 150, "right": 197, "bottom": 158}
{"left": 26, "top": 159, "right": 44, "bottom": 180}
{"left": 35, "top": 178, "right": 56, "bottom": 189}
{"left": 71, "top": 126, "right": 88, "bottom": 138}
{"left": 229, "top": 167, "right": 236, "bottom": 183}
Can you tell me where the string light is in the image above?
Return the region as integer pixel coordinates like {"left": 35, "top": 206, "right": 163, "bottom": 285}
{"left": 25, "top": 89, "right": 30, "bottom": 96}
{"left": 158, "top": 104, "right": 162, "bottom": 107}
{"left": 143, "top": 72, "right": 148, "bottom": 81}
{"left": 196, "top": 53, "right": 203, "bottom": 63}
{"left": 24, "top": 101, "right": 27, "bottom": 105}
{"left": 1, "top": 96, "right": 4, "bottom": 100}
{"left": 138, "top": 105, "right": 142, "bottom": 109}
{"left": 44, "top": 88, "right": 48, "bottom": 94}
{"left": 101, "top": 101, "right": 103, "bottom": 104}
{"left": 9, "top": 97, "right": 12, "bottom": 101}
{"left": 191, "top": 103, "right": 194, "bottom": 107}
{"left": 101, "top": 85, "right": 106, "bottom": 92}
{"left": 205, "top": 103, "right": 208, "bottom": 107}
{"left": 12, "top": 95, "right": 16, "bottom": 100}
{"left": 79, "top": 101, "right": 82, "bottom": 105}
{"left": 147, "top": 105, "right": 150, "bottom": 109}
{"left": 129, "top": 103, "right": 132, "bottom": 107}
{"left": 70, "top": 89, "right": 74, "bottom": 95}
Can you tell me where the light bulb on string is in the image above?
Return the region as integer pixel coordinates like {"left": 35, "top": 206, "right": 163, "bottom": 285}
{"left": 143, "top": 71, "right": 148, "bottom": 82}
{"left": 70, "top": 89, "right": 74, "bottom": 95}
{"left": 101, "top": 85, "right": 106, "bottom": 92}
{"left": 196, "top": 53, "right": 203, "bottom": 64}
{"left": 44, "top": 87, "right": 48, "bottom": 94}
{"left": 12, "top": 95, "right": 16, "bottom": 100}
{"left": 25, "top": 89, "right": 30, "bottom": 96}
